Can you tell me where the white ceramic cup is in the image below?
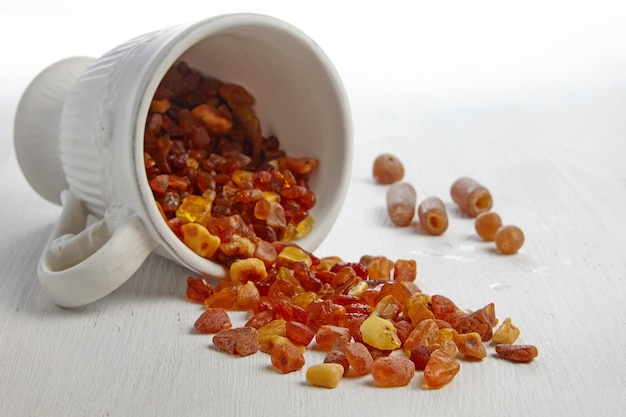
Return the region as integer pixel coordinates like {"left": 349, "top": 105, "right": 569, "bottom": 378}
{"left": 14, "top": 13, "right": 352, "bottom": 308}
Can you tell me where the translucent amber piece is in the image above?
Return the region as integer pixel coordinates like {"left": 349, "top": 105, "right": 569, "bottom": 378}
{"left": 295, "top": 215, "right": 315, "bottom": 239}
{"left": 285, "top": 321, "right": 316, "bottom": 346}
{"left": 404, "top": 319, "right": 439, "bottom": 351}
{"left": 194, "top": 307, "right": 232, "bottom": 334}
{"left": 229, "top": 258, "right": 268, "bottom": 284}
{"left": 306, "top": 363, "right": 344, "bottom": 389}
{"left": 423, "top": 349, "right": 461, "bottom": 388}
{"left": 393, "top": 259, "right": 417, "bottom": 282}
{"left": 492, "top": 317, "right": 521, "bottom": 344}
{"left": 271, "top": 342, "right": 306, "bottom": 374}
{"left": 360, "top": 315, "right": 401, "bottom": 350}
{"left": 343, "top": 341, "right": 374, "bottom": 375}
{"left": 259, "top": 334, "right": 306, "bottom": 354}
{"left": 315, "top": 325, "right": 351, "bottom": 351}
{"left": 235, "top": 280, "right": 260, "bottom": 310}
{"left": 454, "top": 332, "right": 487, "bottom": 359}
{"left": 176, "top": 195, "right": 213, "bottom": 225}
{"left": 277, "top": 246, "right": 312, "bottom": 267}
{"left": 257, "top": 318, "right": 287, "bottom": 338}
{"left": 181, "top": 223, "right": 220, "bottom": 258}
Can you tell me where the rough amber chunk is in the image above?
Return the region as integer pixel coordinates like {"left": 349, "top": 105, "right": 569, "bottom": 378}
{"left": 285, "top": 321, "right": 316, "bottom": 346}
{"left": 404, "top": 318, "right": 439, "bottom": 351}
{"left": 371, "top": 356, "right": 416, "bottom": 387}
{"left": 423, "top": 349, "right": 461, "bottom": 388}
{"left": 176, "top": 195, "right": 213, "bottom": 225}
{"left": 271, "top": 342, "right": 306, "bottom": 374}
{"left": 492, "top": 317, "right": 521, "bottom": 344}
{"left": 343, "top": 341, "right": 374, "bottom": 375}
{"left": 495, "top": 344, "right": 538, "bottom": 362}
{"left": 212, "top": 327, "right": 260, "bottom": 356}
{"left": 186, "top": 276, "right": 213, "bottom": 303}
{"left": 315, "top": 325, "right": 351, "bottom": 351}
{"left": 194, "top": 307, "right": 232, "bottom": 334}
{"left": 393, "top": 259, "right": 417, "bottom": 282}
{"left": 324, "top": 350, "right": 350, "bottom": 375}
{"left": 454, "top": 303, "right": 496, "bottom": 342}
{"left": 454, "top": 332, "right": 487, "bottom": 359}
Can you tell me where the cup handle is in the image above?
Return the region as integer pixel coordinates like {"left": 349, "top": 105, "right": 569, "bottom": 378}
{"left": 38, "top": 190, "right": 157, "bottom": 308}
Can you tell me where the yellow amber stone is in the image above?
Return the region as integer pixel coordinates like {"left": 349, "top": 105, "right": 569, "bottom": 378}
{"left": 229, "top": 258, "right": 268, "bottom": 284}
{"left": 180, "top": 223, "right": 220, "bottom": 258}
{"left": 277, "top": 246, "right": 312, "bottom": 267}
{"left": 360, "top": 315, "right": 401, "bottom": 350}
{"left": 259, "top": 334, "right": 306, "bottom": 354}
{"left": 176, "top": 195, "right": 213, "bottom": 225}
{"left": 306, "top": 363, "right": 344, "bottom": 389}
{"left": 263, "top": 191, "right": 281, "bottom": 203}
{"left": 295, "top": 215, "right": 315, "bottom": 239}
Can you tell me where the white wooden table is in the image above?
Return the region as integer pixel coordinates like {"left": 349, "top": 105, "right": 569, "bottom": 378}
{"left": 2, "top": 2, "right": 625, "bottom": 416}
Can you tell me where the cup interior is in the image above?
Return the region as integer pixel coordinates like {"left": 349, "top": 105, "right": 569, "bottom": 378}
{"left": 138, "top": 15, "right": 352, "bottom": 277}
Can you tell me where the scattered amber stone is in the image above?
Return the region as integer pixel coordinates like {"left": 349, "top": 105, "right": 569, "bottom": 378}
{"left": 495, "top": 344, "right": 538, "bottom": 362}
{"left": 194, "top": 307, "right": 232, "bottom": 334}
{"left": 285, "top": 321, "right": 316, "bottom": 346}
{"left": 213, "top": 327, "right": 260, "bottom": 356}
{"left": 393, "top": 259, "right": 417, "bottom": 282}
{"left": 371, "top": 356, "right": 416, "bottom": 387}
{"left": 423, "top": 349, "right": 461, "bottom": 388}
{"left": 404, "top": 319, "right": 439, "bottom": 351}
{"left": 271, "top": 342, "right": 306, "bottom": 374}
{"left": 454, "top": 332, "right": 487, "bottom": 359}
{"left": 409, "top": 345, "right": 435, "bottom": 370}
{"left": 315, "top": 325, "right": 351, "bottom": 351}
{"left": 186, "top": 276, "right": 213, "bottom": 304}
{"left": 324, "top": 350, "right": 350, "bottom": 375}
{"left": 454, "top": 303, "right": 496, "bottom": 342}
{"left": 306, "top": 363, "right": 344, "bottom": 389}
{"left": 343, "top": 342, "right": 374, "bottom": 375}
{"left": 492, "top": 317, "right": 521, "bottom": 345}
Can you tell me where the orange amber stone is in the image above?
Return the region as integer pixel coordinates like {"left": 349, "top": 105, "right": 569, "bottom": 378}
{"left": 194, "top": 308, "right": 232, "bottom": 334}
{"left": 285, "top": 321, "right": 316, "bottom": 346}
{"left": 186, "top": 276, "right": 213, "bottom": 303}
{"left": 404, "top": 318, "right": 440, "bottom": 351}
{"left": 393, "top": 259, "right": 417, "bottom": 282}
{"left": 343, "top": 342, "right": 374, "bottom": 375}
{"left": 315, "top": 325, "right": 351, "bottom": 351}
{"left": 371, "top": 356, "right": 416, "bottom": 387}
{"left": 423, "top": 349, "right": 461, "bottom": 388}
{"left": 271, "top": 342, "right": 306, "bottom": 374}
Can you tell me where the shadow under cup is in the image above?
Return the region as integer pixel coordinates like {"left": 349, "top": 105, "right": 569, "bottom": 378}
{"left": 136, "top": 16, "right": 353, "bottom": 278}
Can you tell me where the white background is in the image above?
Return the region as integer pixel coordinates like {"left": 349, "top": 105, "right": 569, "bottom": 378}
{"left": 2, "top": 1, "right": 626, "bottom": 416}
